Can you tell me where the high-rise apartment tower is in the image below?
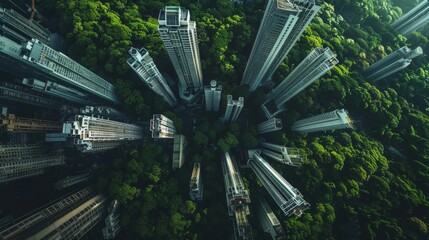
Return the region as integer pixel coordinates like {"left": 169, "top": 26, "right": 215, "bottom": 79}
{"left": 391, "top": 0, "right": 429, "bottom": 36}
{"left": 291, "top": 109, "right": 354, "bottom": 133}
{"left": 259, "top": 141, "right": 303, "bottom": 167}
{"left": 158, "top": 6, "right": 203, "bottom": 105}
{"left": 241, "top": 0, "right": 321, "bottom": 91}
{"left": 189, "top": 163, "right": 203, "bottom": 200}
{"left": 262, "top": 47, "right": 338, "bottom": 118}
{"left": 257, "top": 118, "right": 283, "bottom": 134}
{"left": 127, "top": 47, "right": 177, "bottom": 106}
{"left": 222, "top": 95, "right": 244, "bottom": 123}
{"left": 204, "top": 80, "right": 222, "bottom": 112}
{"left": 364, "top": 46, "right": 423, "bottom": 82}
{"left": 0, "top": 36, "right": 119, "bottom": 105}
{"left": 248, "top": 150, "right": 309, "bottom": 217}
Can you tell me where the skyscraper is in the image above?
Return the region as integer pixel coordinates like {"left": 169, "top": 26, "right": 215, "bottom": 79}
{"left": 391, "top": 0, "right": 429, "bottom": 36}
{"left": 0, "top": 7, "right": 64, "bottom": 50}
{"left": 21, "top": 78, "right": 96, "bottom": 106}
{"left": 222, "top": 95, "right": 244, "bottom": 123}
{"left": 127, "top": 47, "right": 177, "bottom": 106}
{"left": 257, "top": 118, "right": 283, "bottom": 134}
{"left": 292, "top": 109, "right": 354, "bottom": 133}
{"left": 262, "top": 47, "right": 339, "bottom": 118}
{"left": 0, "top": 81, "right": 64, "bottom": 110}
{"left": 247, "top": 150, "right": 309, "bottom": 217}
{"left": 256, "top": 196, "right": 286, "bottom": 240}
{"left": 0, "top": 187, "right": 106, "bottom": 240}
{"left": 241, "top": 0, "right": 321, "bottom": 91}
{"left": 102, "top": 200, "right": 121, "bottom": 239}
{"left": 364, "top": 46, "right": 423, "bottom": 82}
{"left": 150, "top": 114, "right": 176, "bottom": 139}
{"left": 221, "top": 152, "right": 253, "bottom": 239}
{"left": 172, "top": 134, "right": 185, "bottom": 169}
{"left": 46, "top": 115, "right": 143, "bottom": 152}
{"left": 189, "top": 163, "right": 203, "bottom": 201}
{"left": 204, "top": 80, "right": 222, "bottom": 112}
{"left": 259, "top": 141, "right": 303, "bottom": 167}
{"left": 54, "top": 172, "right": 91, "bottom": 190}
{"left": 0, "top": 36, "right": 119, "bottom": 105}
{"left": 158, "top": 6, "right": 203, "bottom": 105}
{"left": 0, "top": 144, "right": 65, "bottom": 183}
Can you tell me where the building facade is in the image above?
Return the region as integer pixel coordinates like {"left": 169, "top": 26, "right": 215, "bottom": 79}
{"left": 127, "top": 47, "right": 177, "bottom": 106}
{"left": 0, "top": 36, "right": 119, "bottom": 105}
{"left": 0, "top": 187, "right": 106, "bottom": 240}
{"left": 364, "top": 46, "right": 423, "bottom": 82}
{"left": 0, "top": 144, "right": 65, "bottom": 183}
{"left": 247, "top": 150, "right": 309, "bottom": 217}
{"left": 172, "top": 134, "right": 185, "bottom": 169}
{"left": 204, "top": 80, "right": 222, "bottom": 112}
{"left": 259, "top": 141, "right": 303, "bottom": 167}
{"left": 291, "top": 109, "right": 354, "bottom": 133}
{"left": 158, "top": 6, "right": 203, "bottom": 105}
{"left": 222, "top": 95, "right": 244, "bottom": 123}
{"left": 102, "top": 200, "right": 121, "bottom": 239}
{"left": 0, "top": 7, "right": 64, "bottom": 50}
{"left": 262, "top": 47, "right": 338, "bottom": 118}
{"left": 256, "top": 196, "right": 286, "bottom": 240}
{"left": 221, "top": 152, "right": 253, "bottom": 239}
{"left": 189, "top": 163, "right": 203, "bottom": 201}
{"left": 257, "top": 118, "right": 283, "bottom": 134}
{"left": 150, "top": 114, "right": 176, "bottom": 139}
{"left": 46, "top": 115, "right": 143, "bottom": 152}
{"left": 1, "top": 109, "right": 61, "bottom": 133}
{"left": 241, "top": 0, "right": 321, "bottom": 91}
{"left": 391, "top": 0, "right": 429, "bottom": 35}
{"left": 54, "top": 172, "right": 91, "bottom": 190}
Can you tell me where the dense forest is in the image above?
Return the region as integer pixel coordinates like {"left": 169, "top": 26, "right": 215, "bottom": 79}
{"left": 33, "top": 0, "right": 429, "bottom": 239}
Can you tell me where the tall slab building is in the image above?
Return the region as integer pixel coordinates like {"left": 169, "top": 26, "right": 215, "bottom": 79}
{"left": 259, "top": 141, "right": 303, "bottom": 167}
{"left": 248, "top": 150, "right": 309, "bottom": 217}
{"left": 222, "top": 95, "right": 244, "bottom": 123}
{"left": 292, "top": 109, "right": 354, "bottom": 133}
{"left": 46, "top": 115, "right": 143, "bottom": 152}
{"left": 0, "top": 7, "right": 64, "bottom": 50}
{"left": 262, "top": 47, "right": 338, "bottom": 118}
{"left": 0, "top": 144, "right": 65, "bottom": 183}
{"left": 158, "top": 6, "right": 203, "bottom": 105}
{"left": 391, "top": 0, "right": 429, "bottom": 36}
{"left": 256, "top": 196, "right": 286, "bottom": 240}
{"left": 150, "top": 114, "right": 176, "bottom": 139}
{"left": 241, "top": 0, "right": 321, "bottom": 91}
{"left": 189, "top": 163, "right": 204, "bottom": 201}
{"left": 364, "top": 46, "right": 423, "bottom": 82}
{"left": 0, "top": 36, "right": 119, "bottom": 105}
{"left": 257, "top": 118, "right": 283, "bottom": 134}
{"left": 127, "top": 47, "right": 177, "bottom": 106}
{"left": 0, "top": 187, "right": 106, "bottom": 240}
{"left": 204, "top": 80, "right": 222, "bottom": 112}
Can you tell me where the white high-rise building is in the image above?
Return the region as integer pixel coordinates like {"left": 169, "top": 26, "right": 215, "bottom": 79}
{"left": 256, "top": 196, "right": 286, "bottom": 240}
{"left": 391, "top": 0, "right": 429, "bottom": 36}
{"left": 158, "top": 6, "right": 203, "bottom": 105}
{"left": 241, "top": 0, "right": 321, "bottom": 91}
{"left": 150, "top": 114, "right": 176, "bottom": 139}
{"left": 189, "top": 163, "right": 203, "bottom": 201}
{"left": 172, "top": 134, "right": 185, "bottom": 169}
{"left": 0, "top": 36, "right": 119, "bottom": 104}
{"left": 262, "top": 47, "right": 339, "bottom": 118}
{"left": 127, "top": 47, "right": 177, "bottom": 106}
{"left": 292, "top": 109, "right": 354, "bottom": 133}
{"left": 247, "top": 150, "right": 309, "bottom": 217}
{"left": 54, "top": 172, "right": 91, "bottom": 190}
{"left": 204, "top": 80, "right": 222, "bottom": 112}
{"left": 222, "top": 95, "right": 244, "bottom": 123}
{"left": 259, "top": 141, "right": 303, "bottom": 167}
{"left": 364, "top": 46, "right": 423, "bottom": 82}
{"left": 46, "top": 115, "right": 143, "bottom": 152}
{"left": 257, "top": 118, "right": 283, "bottom": 134}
